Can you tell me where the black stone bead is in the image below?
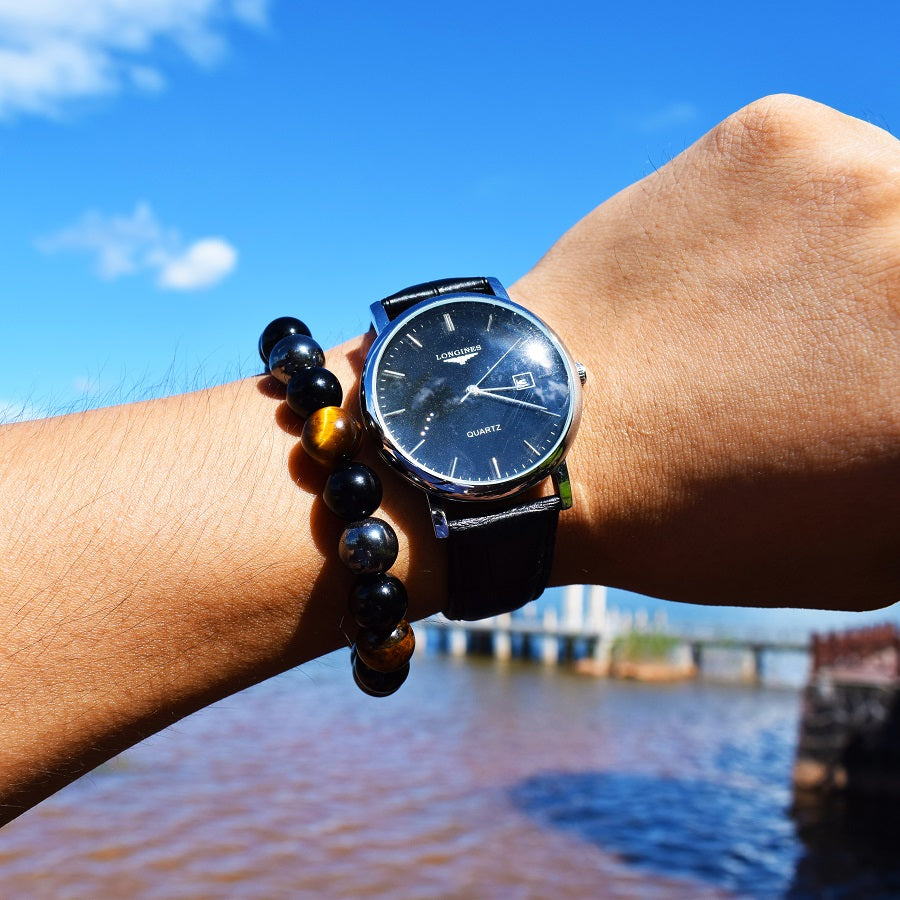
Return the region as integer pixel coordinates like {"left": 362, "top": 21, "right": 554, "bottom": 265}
{"left": 286, "top": 367, "right": 343, "bottom": 419}
{"left": 338, "top": 517, "right": 398, "bottom": 575}
{"left": 351, "top": 649, "right": 409, "bottom": 698}
{"left": 324, "top": 463, "right": 382, "bottom": 520}
{"left": 268, "top": 334, "right": 325, "bottom": 384}
{"left": 349, "top": 574, "right": 408, "bottom": 633}
{"left": 259, "top": 316, "right": 311, "bottom": 367}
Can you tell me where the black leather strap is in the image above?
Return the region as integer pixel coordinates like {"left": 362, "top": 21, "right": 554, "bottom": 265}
{"left": 441, "top": 495, "right": 561, "bottom": 621}
{"left": 381, "top": 277, "right": 494, "bottom": 321}
{"left": 376, "top": 277, "right": 562, "bottom": 622}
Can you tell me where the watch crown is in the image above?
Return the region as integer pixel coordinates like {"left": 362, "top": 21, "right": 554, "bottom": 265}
{"left": 576, "top": 363, "right": 588, "bottom": 385}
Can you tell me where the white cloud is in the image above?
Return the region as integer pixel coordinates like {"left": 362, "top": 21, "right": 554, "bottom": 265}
{"left": 38, "top": 202, "right": 177, "bottom": 279}
{"left": 158, "top": 238, "right": 237, "bottom": 290}
{"left": 638, "top": 101, "right": 699, "bottom": 134}
{"left": 37, "top": 202, "right": 238, "bottom": 291}
{"left": 0, "top": 398, "right": 43, "bottom": 424}
{"left": 0, "top": 0, "right": 269, "bottom": 119}
{"left": 73, "top": 376, "right": 102, "bottom": 396}
{"left": 128, "top": 64, "right": 166, "bottom": 93}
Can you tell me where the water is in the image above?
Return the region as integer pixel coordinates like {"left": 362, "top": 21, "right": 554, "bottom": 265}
{"left": 2, "top": 653, "right": 898, "bottom": 898}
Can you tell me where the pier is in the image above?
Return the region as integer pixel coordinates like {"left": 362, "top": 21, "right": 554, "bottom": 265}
{"left": 419, "top": 585, "right": 809, "bottom": 683}
{"left": 794, "top": 624, "right": 900, "bottom": 797}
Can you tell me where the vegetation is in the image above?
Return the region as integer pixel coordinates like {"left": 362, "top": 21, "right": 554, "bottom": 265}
{"left": 612, "top": 631, "right": 680, "bottom": 662}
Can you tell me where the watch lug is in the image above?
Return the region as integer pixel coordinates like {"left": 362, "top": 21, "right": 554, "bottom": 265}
{"left": 369, "top": 300, "right": 391, "bottom": 335}
{"left": 427, "top": 494, "right": 450, "bottom": 539}
{"left": 485, "top": 276, "right": 510, "bottom": 301}
{"left": 553, "top": 461, "right": 574, "bottom": 510}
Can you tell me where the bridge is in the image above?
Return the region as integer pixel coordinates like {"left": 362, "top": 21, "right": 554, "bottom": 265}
{"left": 418, "top": 585, "right": 809, "bottom": 684}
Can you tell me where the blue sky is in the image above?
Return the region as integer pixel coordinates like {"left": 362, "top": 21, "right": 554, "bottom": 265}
{"left": 1, "top": 0, "right": 897, "bottom": 635}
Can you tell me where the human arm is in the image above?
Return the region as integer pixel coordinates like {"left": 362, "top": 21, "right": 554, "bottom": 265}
{"left": 524, "top": 94, "right": 899, "bottom": 610}
{"left": 1, "top": 94, "right": 897, "bottom": 822}
{"left": 0, "top": 359, "right": 449, "bottom": 822}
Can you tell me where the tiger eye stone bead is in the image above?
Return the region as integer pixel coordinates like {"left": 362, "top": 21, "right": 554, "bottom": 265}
{"left": 355, "top": 619, "right": 415, "bottom": 673}
{"left": 324, "top": 463, "right": 382, "bottom": 520}
{"left": 259, "top": 316, "right": 311, "bottom": 367}
{"left": 286, "top": 366, "right": 343, "bottom": 419}
{"left": 268, "top": 334, "right": 325, "bottom": 384}
{"left": 349, "top": 573, "right": 408, "bottom": 633}
{"left": 351, "top": 650, "right": 410, "bottom": 698}
{"left": 338, "top": 517, "right": 398, "bottom": 574}
{"left": 300, "top": 407, "right": 362, "bottom": 466}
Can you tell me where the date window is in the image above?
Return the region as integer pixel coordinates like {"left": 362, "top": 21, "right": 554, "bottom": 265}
{"left": 513, "top": 372, "right": 535, "bottom": 390}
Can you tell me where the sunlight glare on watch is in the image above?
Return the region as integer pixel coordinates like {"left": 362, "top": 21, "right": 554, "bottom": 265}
{"left": 524, "top": 339, "right": 553, "bottom": 369}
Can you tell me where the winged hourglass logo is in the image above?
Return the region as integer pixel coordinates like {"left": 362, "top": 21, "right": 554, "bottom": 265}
{"left": 436, "top": 345, "right": 482, "bottom": 365}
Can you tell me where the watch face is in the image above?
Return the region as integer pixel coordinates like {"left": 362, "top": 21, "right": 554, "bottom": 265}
{"left": 362, "top": 295, "right": 580, "bottom": 499}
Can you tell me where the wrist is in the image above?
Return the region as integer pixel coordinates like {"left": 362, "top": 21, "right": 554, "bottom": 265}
{"left": 506, "top": 277, "right": 623, "bottom": 592}
{"left": 323, "top": 334, "right": 448, "bottom": 624}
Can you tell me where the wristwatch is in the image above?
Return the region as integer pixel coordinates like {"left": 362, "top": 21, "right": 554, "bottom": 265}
{"left": 360, "top": 277, "right": 585, "bottom": 621}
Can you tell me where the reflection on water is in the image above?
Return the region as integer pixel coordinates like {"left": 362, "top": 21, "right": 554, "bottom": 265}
{"left": 791, "top": 792, "right": 900, "bottom": 897}
{"left": 1, "top": 654, "right": 898, "bottom": 897}
{"left": 511, "top": 771, "right": 795, "bottom": 896}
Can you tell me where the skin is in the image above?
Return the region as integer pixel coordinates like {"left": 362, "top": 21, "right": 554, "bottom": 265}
{"left": 0, "top": 95, "right": 897, "bottom": 822}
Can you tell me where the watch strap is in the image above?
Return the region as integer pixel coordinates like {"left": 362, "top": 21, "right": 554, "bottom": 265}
{"left": 441, "top": 495, "right": 562, "bottom": 621}
{"left": 381, "top": 277, "right": 495, "bottom": 321}
{"left": 374, "top": 276, "right": 565, "bottom": 623}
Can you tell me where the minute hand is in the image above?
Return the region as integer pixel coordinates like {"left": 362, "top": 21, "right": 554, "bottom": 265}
{"left": 467, "top": 385, "right": 560, "bottom": 416}
{"left": 473, "top": 336, "right": 523, "bottom": 388}
{"left": 459, "top": 337, "right": 523, "bottom": 404}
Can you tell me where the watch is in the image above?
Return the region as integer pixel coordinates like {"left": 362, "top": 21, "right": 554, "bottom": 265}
{"left": 360, "top": 277, "right": 585, "bottom": 621}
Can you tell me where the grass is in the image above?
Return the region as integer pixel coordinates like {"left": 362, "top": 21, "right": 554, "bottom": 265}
{"left": 612, "top": 631, "right": 680, "bottom": 663}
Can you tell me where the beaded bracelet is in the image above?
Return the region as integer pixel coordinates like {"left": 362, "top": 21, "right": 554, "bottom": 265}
{"left": 258, "top": 317, "right": 415, "bottom": 697}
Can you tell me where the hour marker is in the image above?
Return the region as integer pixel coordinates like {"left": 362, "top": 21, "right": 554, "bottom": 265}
{"left": 411, "top": 439, "right": 425, "bottom": 454}
{"left": 449, "top": 456, "right": 458, "bottom": 478}
{"left": 384, "top": 408, "right": 406, "bottom": 417}
{"left": 383, "top": 369, "right": 406, "bottom": 378}
{"left": 406, "top": 333, "right": 423, "bottom": 348}
{"left": 524, "top": 440, "right": 540, "bottom": 455}
{"left": 443, "top": 313, "right": 455, "bottom": 333}
{"left": 486, "top": 313, "right": 493, "bottom": 332}
{"left": 491, "top": 457, "right": 501, "bottom": 478}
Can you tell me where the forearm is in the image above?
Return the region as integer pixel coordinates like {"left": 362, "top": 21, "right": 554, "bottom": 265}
{"left": 0, "top": 344, "right": 444, "bottom": 820}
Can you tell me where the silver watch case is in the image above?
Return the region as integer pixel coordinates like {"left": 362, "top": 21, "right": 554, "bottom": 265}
{"left": 360, "top": 279, "right": 583, "bottom": 512}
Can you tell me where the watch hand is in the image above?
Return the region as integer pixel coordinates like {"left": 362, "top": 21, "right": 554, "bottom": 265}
{"left": 460, "top": 337, "right": 524, "bottom": 404}
{"left": 477, "top": 385, "right": 528, "bottom": 394}
{"left": 465, "top": 385, "right": 561, "bottom": 416}
{"left": 474, "top": 337, "right": 523, "bottom": 389}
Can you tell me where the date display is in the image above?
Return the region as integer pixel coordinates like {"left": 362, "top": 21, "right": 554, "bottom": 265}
{"left": 513, "top": 372, "right": 535, "bottom": 390}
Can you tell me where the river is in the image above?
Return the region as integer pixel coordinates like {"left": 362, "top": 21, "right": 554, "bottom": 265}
{"left": 1, "top": 652, "right": 898, "bottom": 898}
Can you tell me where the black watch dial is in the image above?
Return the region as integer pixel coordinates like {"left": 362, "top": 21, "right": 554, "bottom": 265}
{"left": 365, "top": 296, "right": 575, "bottom": 493}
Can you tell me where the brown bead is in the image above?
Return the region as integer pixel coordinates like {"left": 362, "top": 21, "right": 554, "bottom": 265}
{"left": 355, "top": 620, "right": 415, "bottom": 673}
{"left": 300, "top": 406, "right": 362, "bottom": 466}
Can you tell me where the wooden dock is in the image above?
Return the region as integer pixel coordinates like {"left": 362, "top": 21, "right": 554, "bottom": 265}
{"left": 794, "top": 624, "right": 900, "bottom": 797}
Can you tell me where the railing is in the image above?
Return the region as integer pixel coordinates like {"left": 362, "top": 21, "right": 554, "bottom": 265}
{"left": 811, "top": 623, "right": 900, "bottom": 679}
